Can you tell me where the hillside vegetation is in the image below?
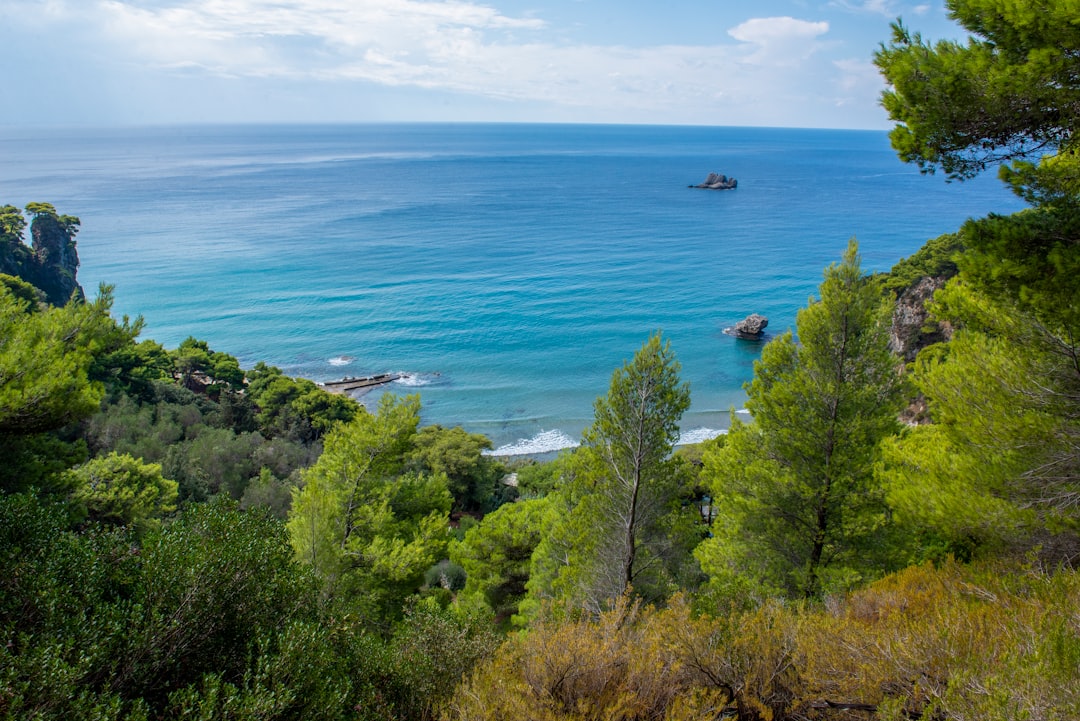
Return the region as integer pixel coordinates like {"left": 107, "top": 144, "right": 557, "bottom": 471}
{"left": 2, "top": 2, "right": 1079, "bottom": 719}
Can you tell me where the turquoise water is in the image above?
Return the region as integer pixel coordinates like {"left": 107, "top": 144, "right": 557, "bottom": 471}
{"left": 0, "top": 124, "right": 1025, "bottom": 453}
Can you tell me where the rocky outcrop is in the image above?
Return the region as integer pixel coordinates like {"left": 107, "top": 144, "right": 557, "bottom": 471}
{"left": 728, "top": 313, "right": 768, "bottom": 340}
{"left": 690, "top": 172, "right": 738, "bottom": 190}
{"left": 0, "top": 205, "right": 83, "bottom": 306}
{"left": 29, "top": 212, "right": 83, "bottom": 305}
{"left": 889, "top": 276, "right": 951, "bottom": 363}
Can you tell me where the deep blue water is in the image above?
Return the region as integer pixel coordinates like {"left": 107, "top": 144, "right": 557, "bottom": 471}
{"left": 0, "top": 123, "right": 1026, "bottom": 453}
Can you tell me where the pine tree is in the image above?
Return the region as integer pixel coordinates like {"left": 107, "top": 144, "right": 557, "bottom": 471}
{"left": 287, "top": 394, "right": 451, "bottom": 620}
{"left": 697, "top": 240, "right": 905, "bottom": 599}
{"left": 527, "top": 333, "right": 694, "bottom": 612}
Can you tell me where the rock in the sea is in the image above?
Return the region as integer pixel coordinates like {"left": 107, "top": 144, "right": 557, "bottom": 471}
{"left": 691, "top": 172, "right": 738, "bottom": 190}
{"left": 731, "top": 313, "right": 768, "bottom": 340}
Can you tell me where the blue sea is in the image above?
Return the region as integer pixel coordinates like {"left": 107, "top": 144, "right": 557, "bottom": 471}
{"left": 0, "top": 124, "right": 1025, "bottom": 454}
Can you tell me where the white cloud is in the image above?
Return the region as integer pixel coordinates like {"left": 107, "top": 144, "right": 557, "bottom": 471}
{"left": 77, "top": 3, "right": 840, "bottom": 116}
{"left": 97, "top": 0, "right": 547, "bottom": 74}
{"left": 831, "top": 0, "right": 930, "bottom": 17}
{"left": 727, "top": 16, "right": 829, "bottom": 66}
{"left": 728, "top": 16, "right": 830, "bottom": 44}
{"left": 0, "top": 1, "right": 891, "bottom": 127}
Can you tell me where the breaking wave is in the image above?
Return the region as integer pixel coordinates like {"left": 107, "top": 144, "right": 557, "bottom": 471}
{"left": 677, "top": 427, "right": 727, "bottom": 445}
{"left": 486, "top": 429, "right": 580, "bottom": 457}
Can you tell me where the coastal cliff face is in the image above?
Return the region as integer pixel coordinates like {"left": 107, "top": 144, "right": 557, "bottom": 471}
{"left": 0, "top": 206, "right": 83, "bottom": 306}
{"left": 889, "top": 275, "right": 952, "bottom": 364}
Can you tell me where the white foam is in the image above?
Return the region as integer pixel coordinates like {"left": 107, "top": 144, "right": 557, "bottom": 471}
{"left": 486, "top": 429, "right": 580, "bottom": 457}
{"left": 328, "top": 355, "right": 354, "bottom": 367}
{"left": 677, "top": 427, "right": 727, "bottom": 446}
{"left": 392, "top": 372, "right": 434, "bottom": 387}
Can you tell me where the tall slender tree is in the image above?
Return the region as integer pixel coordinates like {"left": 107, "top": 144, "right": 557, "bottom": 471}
{"left": 527, "top": 333, "right": 694, "bottom": 612}
{"left": 697, "top": 240, "right": 905, "bottom": 599}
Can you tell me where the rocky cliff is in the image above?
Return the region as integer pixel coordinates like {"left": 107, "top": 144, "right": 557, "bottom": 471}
{"left": 0, "top": 204, "right": 83, "bottom": 306}
{"left": 888, "top": 275, "right": 952, "bottom": 363}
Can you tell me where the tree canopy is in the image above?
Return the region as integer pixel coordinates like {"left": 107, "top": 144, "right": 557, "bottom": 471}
{"left": 698, "top": 241, "right": 906, "bottom": 599}
{"left": 875, "top": 0, "right": 1080, "bottom": 188}
{"left": 525, "top": 333, "right": 697, "bottom": 613}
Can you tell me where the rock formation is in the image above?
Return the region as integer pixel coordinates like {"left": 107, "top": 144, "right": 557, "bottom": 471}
{"left": 690, "top": 172, "right": 738, "bottom": 190}
{"left": 0, "top": 204, "right": 83, "bottom": 306}
{"left": 889, "top": 276, "right": 952, "bottom": 363}
{"left": 730, "top": 313, "right": 768, "bottom": 340}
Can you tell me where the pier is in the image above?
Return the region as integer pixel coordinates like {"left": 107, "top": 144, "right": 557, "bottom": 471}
{"left": 319, "top": 373, "right": 402, "bottom": 394}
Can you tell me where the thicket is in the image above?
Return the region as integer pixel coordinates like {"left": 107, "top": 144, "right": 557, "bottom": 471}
{"left": 0, "top": 205, "right": 509, "bottom": 719}
{"left": 447, "top": 561, "right": 1080, "bottom": 721}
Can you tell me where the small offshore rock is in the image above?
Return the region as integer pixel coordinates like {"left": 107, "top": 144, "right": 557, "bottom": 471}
{"left": 729, "top": 313, "right": 768, "bottom": 340}
{"left": 690, "top": 172, "right": 738, "bottom": 190}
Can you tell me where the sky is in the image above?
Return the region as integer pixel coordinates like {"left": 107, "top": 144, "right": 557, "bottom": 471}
{"left": 0, "top": 0, "right": 970, "bottom": 128}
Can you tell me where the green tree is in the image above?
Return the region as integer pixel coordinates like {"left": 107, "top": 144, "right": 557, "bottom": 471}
{"left": 874, "top": 0, "right": 1080, "bottom": 560}
{"left": 0, "top": 283, "right": 131, "bottom": 494}
{"left": 287, "top": 394, "right": 452, "bottom": 622}
{"left": 406, "top": 424, "right": 505, "bottom": 512}
{"left": 246, "top": 362, "right": 360, "bottom": 442}
{"left": 0, "top": 283, "right": 115, "bottom": 436}
{"left": 879, "top": 279, "right": 1080, "bottom": 556}
{"left": 450, "top": 496, "right": 550, "bottom": 619}
{"left": 0, "top": 272, "right": 44, "bottom": 307}
{"left": 527, "top": 333, "right": 695, "bottom": 612}
{"left": 66, "top": 452, "right": 179, "bottom": 533}
{"left": 170, "top": 336, "right": 248, "bottom": 392}
{"left": 875, "top": 0, "right": 1080, "bottom": 185}
{"left": 0, "top": 204, "right": 27, "bottom": 242}
{"left": 698, "top": 241, "right": 906, "bottom": 599}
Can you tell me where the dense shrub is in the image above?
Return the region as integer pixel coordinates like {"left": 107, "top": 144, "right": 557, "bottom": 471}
{"left": 446, "top": 562, "right": 1080, "bottom": 721}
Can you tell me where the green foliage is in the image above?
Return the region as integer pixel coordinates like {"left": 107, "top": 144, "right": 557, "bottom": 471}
{"left": 0, "top": 273, "right": 44, "bottom": 307}
{"left": 239, "top": 466, "right": 296, "bottom": 518}
{"left": 0, "top": 492, "right": 145, "bottom": 720}
{"left": 450, "top": 496, "right": 550, "bottom": 619}
{"left": 699, "top": 240, "right": 907, "bottom": 599}
{"left": 0, "top": 204, "right": 27, "bottom": 243}
{"left": 171, "top": 337, "right": 245, "bottom": 392}
{"left": 0, "top": 494, "right": 400, "bottom": 721}
{"left": 0, "top": 283, "right": 114, "bottom": 436}
{"left": 246, "top": 362, "right": 360, "bottom": 443}
{"left": 513, "top": 457, "right": 564, "bottom": 497}
{"left": 108, "top": 500, "right": 317, "bottom": 711}
{"left": 526, "top": 333, "right": 697, "bottom": 613}
{"left": 875, "top": 0, "right": 1080, "bottom": 183}
{"left": 406, "top": 424, "right": 505, "bottom": 512}
{"left": 387, "top": 599, "right": 500, "bottom": 721}
{"left": 65, "top": 451, "right": 178, "bottom": 533}
{"left": 874, "top": 2, "right": 1080, "bottom": 565}
{"left": 956, "top": 205, "right": 1080, "bottom": 335}
{"left": 1, "top": 489, "right": 509, "bottom": 721}
{"left": 424, "top": 559, "right": 467, "bottom": 592}
{"left": 82, "top": 369, "right": 323, "bottom": 506}
{"left": 880, "top": 279, "right": 1080, "bottom": 556}
{"left": 288, "top": 394, "right": 453, "bottom": 623}
{"left": 882, "top": 230, "right": 963, "bottom": 294}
